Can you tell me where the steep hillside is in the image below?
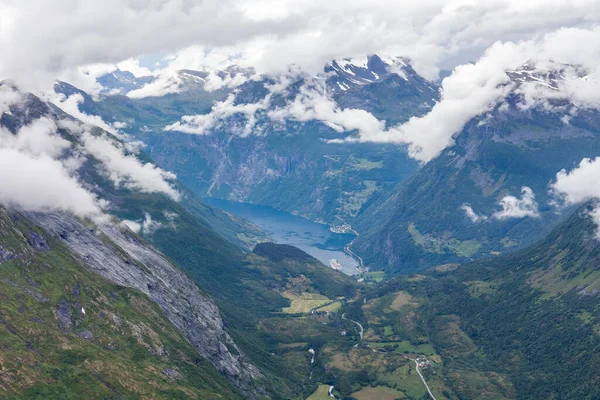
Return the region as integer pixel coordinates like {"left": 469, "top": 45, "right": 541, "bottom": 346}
{"left": 354, "top": 95, "right": 600, "bottom": 273}
{"left": 1, "top": 83, "right": 365, "bottom": 398}
{"left": 340, "top": 204, "right": 600, "bottom": 399}
{"left": 154, "top": 241, "right": 361, "bottom": 398}
{"left": 0, "top": 207, "right": 247, "bottom": 399}
{"left": 56, "top": 55, "right": 435, "bottom": 227}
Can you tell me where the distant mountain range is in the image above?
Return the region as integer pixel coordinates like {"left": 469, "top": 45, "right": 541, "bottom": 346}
{"left": 55, "top": 54, "right": 600, "bottom": 275}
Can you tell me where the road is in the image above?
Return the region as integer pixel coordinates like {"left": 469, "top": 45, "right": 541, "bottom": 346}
{"left": 341, "top": 313, "right": 363, "bottom": 346}
{"left": 333, "top": 216, "right": 364, "bottom": 270}
{"left": 344, "top": 241, "right": 364, "bottom": 270}
{"left": 406, "top": 357, "right": 437, "bottom": 400}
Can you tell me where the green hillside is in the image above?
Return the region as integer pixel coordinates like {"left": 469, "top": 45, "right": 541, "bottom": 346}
{"left": 0, "top": 208, "right": 240, "bottom": 399}
{"left": 337, "top": 204, "right": 600, "bottom": 399}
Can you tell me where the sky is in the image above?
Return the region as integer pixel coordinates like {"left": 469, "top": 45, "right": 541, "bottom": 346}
{"left": 1, "top": 0, "right": 600, "bottom": 91}
{"left": 2, "top": 0, "right": 600, "bottom": 225}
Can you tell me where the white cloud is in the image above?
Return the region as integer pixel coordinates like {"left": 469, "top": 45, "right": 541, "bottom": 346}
{"left": 1, "top": 0, "right": 599, "bottom": 93}
{"left": 552, "top": 157, "right": 600, "bottom": 238}
{"left": 0, "top": 116, "right": 106, "bottom": 220}
{"left": 346, "top": 27, "right": 600, "bottom": 162}
{"left": 120, "top": 219, "right": 142, "bottom": 234}
{"left": 165, "top": 93, "right": 271, "bottom": 136}
{"left": 268, "top": 84, "right": 386, "bottom": 137}
{"left": 0, "top": 117, "right": 70, "bottom": 157}
{"left": 461, "top": 203, "right": 488, "bottom": 223}
{"left": 493, "top": 186, "right": 539, "bottom": 219}
{"left": 116, "top": 58, "right": 152, "bottom": 78}
{"left": 0, "top": 82, "right": 22, "bottom": 113}
{"left": 81, "top": 132, "right": 180, "bottom": 200}
{"left": 551, "top": 157, "right": 600, "bottom": 204}
{"left": 0, "top": 148, "right": 105, "bottom": 218}
{"left": 120, "top": 213, "right": 162, "bottom": 235}
{"left": 47, "top": 92, "right": 120, "bottom": 135}
{"left": 127, "top": 73, "right": 183, "bottom": 98}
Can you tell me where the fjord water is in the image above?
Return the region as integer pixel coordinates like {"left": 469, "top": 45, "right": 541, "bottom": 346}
{"left": 205, "top": 198, "right": 359, "bottom": 275}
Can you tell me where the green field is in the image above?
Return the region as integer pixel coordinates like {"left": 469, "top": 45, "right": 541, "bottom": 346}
{"left": 363, "top": 271, "right": 386, "bottom": 283}
{"left": 281, "top": 292, "right": 335, "bottom": 314}
{"left": 307, "top": 384, "right": 333, "bottom": 400}
{"left": 368, "top": 341, "right": 436, "bottom": 356}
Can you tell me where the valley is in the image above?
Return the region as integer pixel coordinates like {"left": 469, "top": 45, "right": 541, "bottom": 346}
{"left": 205, "top": 198, "right": 361, "bottom": 275}
{"left": 2, "top": 7, "right": 600, "bottom": 399}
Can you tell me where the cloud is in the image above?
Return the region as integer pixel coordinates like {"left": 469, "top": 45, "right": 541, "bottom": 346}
{"left": 166, "top": 72, "right": 387, "bottom": 139}
{"left": 552, "top": 157, "right": 600, "bottom": 205}
{"left": 0, "top": 114, "right": 106, "bottom": 219}
{"left": 493, "top": 186, "right": 539, "bottom": 219}
{"left": 551, "top": 157, "right": 600, "bottom": 238}
{"left": 1, "top": 0, "right": 599, "bottom": 93}
{"left": 0, "top": 117, "right": 70, "bottom": 157}
{"left": 268, "top": 83, "right": 386, "bottom": 136}
{"left": 0, "top": 148, "right": 105, "bottom": 218}
{"left": 120, "top": 219, "right": 142, "bottom": 234}
{"left": 165, "top": 93, "right": 271, "bottom": 136}
{"left": 127, "top": 73, "right": 184, "bottom": 98}
{"left": 121, "top": 213, "right": 162, "bottom": 235}
{"left": 346, "top": 27, "right": 600, "bottom": 162}
{"left": 48, "top": 92, "right": 121, "bottom": 135}
{"left": 0, "top": 82, "right": 22, "bottom": 113}
{"left": 461, "top": 204, "right": 488, "bottom": 223}
{"left": 81, "top": 132, "right": 180, "bottom": 200}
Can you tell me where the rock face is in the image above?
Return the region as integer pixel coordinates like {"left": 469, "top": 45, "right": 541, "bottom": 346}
{"left": 26, "top": 211, "right": 262, "bottom": 396}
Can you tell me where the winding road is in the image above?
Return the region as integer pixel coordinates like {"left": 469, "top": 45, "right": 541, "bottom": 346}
{"left": 406, "top": 357, "right": 437, "bottom": 400}
{"left": 341, "top": 313, "right": 364, "bottom": 347}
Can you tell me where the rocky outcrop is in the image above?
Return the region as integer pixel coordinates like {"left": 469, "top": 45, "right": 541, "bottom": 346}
{"left": 26, "top": 211, "right": 263, "bottom": 397}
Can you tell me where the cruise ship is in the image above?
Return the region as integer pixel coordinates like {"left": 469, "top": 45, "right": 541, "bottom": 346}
{"left": 329, "top": 258, "right": 343, "bottom": 271}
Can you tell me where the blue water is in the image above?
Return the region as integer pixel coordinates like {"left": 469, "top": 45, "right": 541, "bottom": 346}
{"left": 205, "top": 198, "right": 358, "bottom": 275}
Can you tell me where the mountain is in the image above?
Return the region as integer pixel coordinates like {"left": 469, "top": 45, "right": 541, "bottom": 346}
{"left": 56, "top": 54, "right": 435, "bottom": 227}
{"left": 328, "top": 55, "right": 438, "bottom": 124}
{"left": 0, "top": 207, "right": 245, "bottom": 399}
{"left": 96, "top": 69, "right": 153, "bottom": 94}
{"left": 96, "top": 66, "right": 254, "bottom": 96}
{"left": 353, "top": 65, "right": 600, "bottom": 273}
{"left": 0, "top": 82, "right": 267, "bottom": 396}
{"left": 1, "top": 82, "right": 368, "bottom": 398}
{"left": 59, "top": 57, "right": 600, "bottom": 278}
{"left": 305, "top": 204, "right": 600, "bottom": 399}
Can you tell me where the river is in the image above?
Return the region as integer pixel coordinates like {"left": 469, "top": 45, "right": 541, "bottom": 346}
{"left": 205, "top": 198, "right": 359, "bottom": 275}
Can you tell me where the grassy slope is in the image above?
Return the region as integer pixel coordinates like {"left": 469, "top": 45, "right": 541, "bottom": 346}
{"left": 0, "top": 209, "right": 240, "bottom": 400}
{"left": 347, "top": 204, "right": 600, "bottom": 400}
{"left": 158, "top": 241, "right": 360, "bottom": 399}
{"left": 354, "top": 106, "right": 600, "bottom": 274}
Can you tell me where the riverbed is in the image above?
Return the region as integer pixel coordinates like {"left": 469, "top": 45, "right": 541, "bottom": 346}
{"left": 205, "top": 198, "right": 359, "bottom": 275}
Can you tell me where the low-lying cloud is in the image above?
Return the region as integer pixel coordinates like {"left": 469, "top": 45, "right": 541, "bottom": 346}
{"left": 0, "top": 110, "right": 106, "bottom": 219}
{"left": 121, "top": 213, "right": 163, "bottom": 235}
{"left": 165, "top": 93, "right": 271, "bottom": 136}
{"left": 81, "top": 132, "right": 180, "bottom": 200}
{"left": 0, "top": 148, "right": 105, "bottom": 218}
{"left": 461, "top": 204, "right": 488, "bottom": 223}
{"left": 551, "top": 157, "right": 600, "bottom": 236}
{"left": 461, "top": 187, "right": 540, "bottom": 222}
{"left": 0, "top": 85, "right": 180, "bottom": 221}
{"left": 493, "top": 187, "right": 540, "bottom": 220}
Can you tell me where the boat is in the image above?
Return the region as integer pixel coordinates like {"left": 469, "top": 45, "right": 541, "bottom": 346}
{"left": 329, "top": 258, "right": 343, "bottom": 271}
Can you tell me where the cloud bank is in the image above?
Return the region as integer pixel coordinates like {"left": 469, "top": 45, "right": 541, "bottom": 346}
{"left": 2, "top": 0, "right": 600, "bottom": 94}
{"left": 163, "top": 26, "right": 600, "bottom": 166}
{"left": 0, "top": 107, "right": 105, "bottom": 218}
{"left": 0, "top": 85, "right": 180, "bottom": 220}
